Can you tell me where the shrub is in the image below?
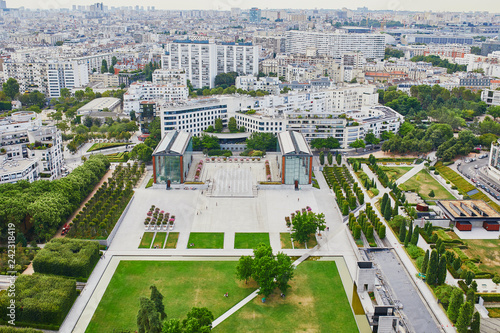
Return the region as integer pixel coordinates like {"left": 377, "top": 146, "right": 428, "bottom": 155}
{"left": 0, "top": 275, "right": 77, "bottom": 326}
{"left": 407, "top": 245, "right": 425, "bottom": 259}
{"left": 32, "top": 238, "right": 100, "bottom": 279}
{"left": 0, "top": 327, "right": 43, "bottom": 333}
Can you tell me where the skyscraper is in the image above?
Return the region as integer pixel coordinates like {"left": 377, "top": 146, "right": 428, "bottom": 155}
{"left": 249, "top": 7, "right": 261, "bottom": 23}
{"left": 0, "top": 0, "right": 7, "bottom": 9}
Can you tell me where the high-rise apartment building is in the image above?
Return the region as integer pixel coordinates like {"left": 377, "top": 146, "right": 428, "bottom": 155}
{"left": 216, "top": 42, "right": 259, "bottom": 76}
{"left": 47, "top": 61, "right": 89, "bottom": 98}
{"left": 249, "top": 7, "right": 261, "bottom": 23}
{"left": 285, "top": 31, "right": 385, "bottom": 60}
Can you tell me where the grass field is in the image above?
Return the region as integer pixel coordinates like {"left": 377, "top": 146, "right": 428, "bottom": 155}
{"left": 234, "top": 233, "right": 270, "bottom": 249}
{"left": 86, "top": 261, "right": 358, "bottom": 333}
{"left": 87, "top": 142, "right": 129, "bottom": 152}
{"left": 187, "top": 232, "right": 224, "bottom": 249}
{"left": 487, "top": 308, "right": 500, "bottom": 318}
{"left": 280, "top": 233, "right": 293, "bottom": 249}
{"left": 293, "top": 234, "right": 318, "bottom": 249}
{"left": 105, "top": 152, "right": 129, "bottom": 163}
{"left": 86, "top": 261, "right": 255, "bottom": 333}
{"left": 215, "top": 261, "right": 358, "bottom": 333}
{"left": 464, "top": 239, "right": 500, "bottom": 276}
{"left": 139, "top": 232, "right": 154, "bottom": 248}
{"left": 165, "top": 232, "right": 179, "bottom": 249}
{"left": 380, "top": 166, "right": 412, "bottom": 182}
{"left": 152, "top": 232, "right": 167, "bottom": 249}
{"left": 399, "top": 169, "right": 455, "bottom": 200}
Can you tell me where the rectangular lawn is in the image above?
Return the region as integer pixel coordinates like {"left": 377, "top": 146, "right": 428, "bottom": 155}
{"left": 164, "top": 232, "right": 179, "bottom": 249}
{"left": 464, "top": 239, "right": 500, "bottom": 276}
{"left": 380, "top": 166, "right": 412, "bottom": 182}
{"left": 86, "top": 261, "right": 255, "bottom": 333}
{"left": 188, "top": 232, "right": 224, "bottom": 249}
{"left": 280, "top": 233, "right": 293, "bottom": 249}
{"left": 138, "top": 232, "right": 154, "bottom": 248}
{"left": 234, "top": 233, "right": 270, "bottom": 249}
{"left": 399, "top": 169, "right": 455, "bottom": 200}
{"left": 215, "top": 261, "right": 358, "bottom": 333}
{"left": 152, "top": 232, "right": 167, "bottom": 249}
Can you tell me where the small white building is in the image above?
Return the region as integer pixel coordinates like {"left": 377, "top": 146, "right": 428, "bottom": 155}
{"left": 77, "top": 97, "right": 122, "bottom": 115}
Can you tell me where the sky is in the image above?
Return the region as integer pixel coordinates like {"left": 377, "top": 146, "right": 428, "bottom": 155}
{"left": 12, "top": 0, "right": 500, "bottom": 13}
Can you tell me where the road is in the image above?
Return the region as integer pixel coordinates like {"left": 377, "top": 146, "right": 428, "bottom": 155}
{"left": 454, "top": 154, "right": 500, "bottom": 202}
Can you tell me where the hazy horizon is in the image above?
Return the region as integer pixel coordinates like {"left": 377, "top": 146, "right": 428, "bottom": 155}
{"left": 9, "top": 0, "right": 500, "bottom": 13}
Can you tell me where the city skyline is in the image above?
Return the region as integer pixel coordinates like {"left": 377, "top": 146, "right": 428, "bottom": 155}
{"left": 10, "top": 0, "right": 500, "bottom": 13}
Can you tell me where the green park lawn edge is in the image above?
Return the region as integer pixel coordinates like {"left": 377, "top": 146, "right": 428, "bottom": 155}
{"left": 280, "top": 233, "right": 293, "bottom": 249}
{"left": 187, "top": 232, "right": 224, "bottom": 249}
{"left": 398, "top": 169, "right": 455, "bottom": 200}
{"left": 139, "top": 232, "right": 154, "bottom": 248}
{"left": 152, "top": 232, "right": 167, "bottom": 248}
{"left": 87, "top": 142, "right": 128, "bottom": 152}
{"left": 164, "top": 232, "right": 179, "bottom": 249}
{"left": 234, "top": 233, "right": 270, "bottom": 249}
{"left": 85, "top": 260, "right": 358, "bottom": 333}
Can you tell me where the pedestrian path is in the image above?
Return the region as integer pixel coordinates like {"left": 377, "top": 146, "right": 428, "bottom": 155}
{"left": 396, "top": 163, "right": 425, "bottom": 185}
{"left": 211, "top": 290, "right": 260, "bottom": 328}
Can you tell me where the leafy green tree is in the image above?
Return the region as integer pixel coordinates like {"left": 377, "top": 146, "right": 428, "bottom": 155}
{"left": 137, "top": 297, "right": 162, "bottom": 333}
{"left": 327, "top": 152, "right": 333, "bottom": 165}
{"left": 101, "top": 59, "right": 108, "bottom": 74}
{"left": 252, "top": 254, "right": 277, "bottom": 297}
{"left": 426, "top": 250, "right": 439, "bottom": 285}
{"left": 350, "top": 138, "right": 365, "bottom": 152}
{"left": 214, "top": 118, "right": 223, "bottom": 133}
{"left": 465, "top": 270, "right": 475, "bottom": 286}
{"left": 384, "top": 202, "right": 392, "bottom": 222}
{"left": 246, "top": 133, "right": 278, "bottom": 152}
{"left": 228, "top": 117, "right": 238, "bottom": 133}
{"left": 421, "top": 250, "right": 430, "bottom": 275}
{"left": 291, "top": 210, "right": 326, "bottom": 244}
{"left": 447, "top": 288, "right": 464, "bottom": 323}
{"left": 236, "top": 255, "right": 253, "bottom": 284}
{"left": 214, "top": 72, "right": 238, "bottom": 87}
{"left": 162, "top": 318, "right": 182, "bottom": 333}
{"left": 319, "top": 151, "right": 324, "bottom": 165}
{"left": 309, "top": 137, "right": 340, "bottom": 150}
{"left": 182, "top": 307, "right": 214, "bottom": 333}
{"left": 364, "top": 132, "right": 380, "bottom": 148}
{"left": 130, "top": 143, "right": 153, "bottom": 162}
{"left": 466, "top": 288, "right": 475, "bottom": 304}
{"left": 455, "top": 301, "right": 474, "bottom": 333}
{"left": 2, "top": 78, "right": 19, "bottom": 100}
{"left": 275, "top": 252, "right": 294, "bottom": 294}
{"left": 488, "top": 106, "right": 500, "bottom": 121}
{"left": 150, "top": 285, "right": 166, "bottom": 320}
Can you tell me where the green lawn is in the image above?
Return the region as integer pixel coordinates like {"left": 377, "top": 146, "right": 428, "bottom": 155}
{"left": 293, "top": 234, "right": 318, "bottom": 249}
{"left": 152, "top": 232, "right": 167, "bottom": 249}
{"left": 215, "top": 261, "right": 358, "bottom": 333}
{"left": 87, "top": 142, "right": 129, "bottom": 152}
{"left": 234, "top": 233, "right": 270, "bottom": 249}
{"left": 86, "top": 261, "right": 255, "bottom": 333}
{"left": 139, "top": 232, "right": 155, "bottom": 248}
{"left": 187, "top": 233, "right": 224, "bottom": 249}
{"left": 464, "top": 239, "right": 500, "bottom": 276}
{"left": 165, "top": 232, "right": 179, "bottom": 249}
{"left": 399, "top": 169, "right": 455, "bottom": 200}
{"left": 280, "top": 233, "right": 292, "bottom": 249}
{"left": 380, "top": 166, "right": 412, "bottom": 182}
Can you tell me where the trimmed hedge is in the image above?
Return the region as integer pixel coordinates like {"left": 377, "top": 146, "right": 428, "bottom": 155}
{"left": 0, "top": 327, "right": 43, "bottom": 333}
{"left": 32, "top": 238, "right": 100, "bottom": 279}
{"left": 477, "top": 293, "right": 500, "bottom": 303}
{"left": 0, "top": 275, "right": 76, "bottom": 326}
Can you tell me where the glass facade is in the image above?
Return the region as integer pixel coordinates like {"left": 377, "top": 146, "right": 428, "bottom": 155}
{"left": 283, "top": 155, "right": 311, "bottom": 185}
{"left": 155, "top": 155, "right": 181, "bottom": 184}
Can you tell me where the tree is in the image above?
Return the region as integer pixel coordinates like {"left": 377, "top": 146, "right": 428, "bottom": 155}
{"left": 214, "top": 118, "right": 223, "bottom": 133}
{"left": 228, "top": 117, "right": 238, "bottom": 133}
{"left": 150, "top": 285, "right": 166, "bottom": 320}
{"left": 428, "top": 190, "right": 435, "bottom": 198}
{"left": 470, "top": 311, "right": 480, "bottom": 333}
{"left": 447, "top": 288, "right": 464, "bottom": 323}
{"left": 404, "top": 222, "right": 412, "bottom": 247}
{"left": 488, "top": 106, "right": 500, "bottom": 121}
{"left": 252, "top": 254, "right": 277, "bottom": 297}
{"left": 384, "top": 202, "right": 392, "bottom": 222}
{"left": 236, "top": 255, "right": 253, "bottom": 284}
{"left": 214, "top": 72, "right": 237, "bottom": 87}
{"left": 2, "top": 78, "right": 20, "bottom": 100}
{"left": 275, "top": 252, "right": 294, "bottom": 294}
{"left": 421, "top": 250, "right": 430, "bottom": 275}
{"left": 465, "top": 270, "right": 475, "bottom": 286}
{"left": 101, "top": 59, "right": 108, "bottom": 74}
{"left": 411, "top": 226, "right": 420, "bottom": 245}
{"left": 364, "top": 132, "right": 380, "bottom": 148}
{"left": 182, "top": 307, "right": 214, "bottom": 333}
{"left": 246, "top": 133, "right": 277, "bottom": 152}
{"left": 137, "top": 297, "right": 162, "bottom": 333}
{"left": 466, "top": 288, "right": 475, "bottom": 304}
{"left": 398, "top": 217, "right": 406, "bottom": 242}
{"left": 319, "top": 151, "right": 324, "bottom": 165}
{"left": 349, "top": 138, "right": 365, "bottom": 152}
{"left": 327, "top": 152, "right": 333, "bottom": 165}
{"left": 437, "top": 256, "right": 447, "bottom": 285}
{"left": 378, "top": 225, "right": 386, "bottom": 238}
{"left": 163, "top": 319, "right": 182, "bottom": 333}
{"left": 455, "top": 301, "right": 474, "bottom": 333}
{"left": 309, "top": 137, "right": 340, "bottom": 150}
{"left": 291, "top": 210, "right": 326, "bottom": 244}
{"left": 336, "top": 153, "right": 342, "bottom": 165}
{"left": 130, "top": 143, "right": 153, "bottom": 162}
{"left": 426, "top": 250, "right": 439, "bottom": 285}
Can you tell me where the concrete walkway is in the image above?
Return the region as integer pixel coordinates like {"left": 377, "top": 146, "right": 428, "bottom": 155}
{"left": 396, "top": 162, "right": 425, "bottom": 185}
{"left": 212, "top": 290, "right": 260, "bottom": 328}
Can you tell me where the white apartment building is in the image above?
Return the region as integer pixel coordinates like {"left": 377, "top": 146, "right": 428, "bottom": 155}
{"left": 482, "top": 89, "right": 500, "bottom": 106}
{"left": 216, "top": 42, "right": 260, "bottom": 76}
{"left": 3, "top": 61, "right": 47, "bottom": 94}
{"left": 0, "top": 111, "right": 63, "bottom": 183}
{"left": 159, "top": 98, "right": 228, "bottom": 137}
{"left": 124, "top": 81, "right": 189, "bottom": 114}
{"left": 235, "top": 76, "right": 281, "bottom": 95}
{"left": 286, "top": 31, "right": 385, "bottom": 60}
{"left": 152, "top": 69, "right": 188, "bottom": 85}
{"left": 47, "top": 61, "right": 89, "bottom": 98}
{"left": 165, "top": 41, "right": 218, "bottom": 89}
{"left": 89, "top": 73, "right": 120, "bottom": 87}
{"left": 73, "top": 53, "right": 114, "bottom": 74}
{"left": 165, "top": 40, "right": 260, "bottom": 89}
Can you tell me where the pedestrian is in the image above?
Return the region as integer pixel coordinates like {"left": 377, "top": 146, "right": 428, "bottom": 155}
{"left": 298, "top": 198, "right": 299, "bottom": 202}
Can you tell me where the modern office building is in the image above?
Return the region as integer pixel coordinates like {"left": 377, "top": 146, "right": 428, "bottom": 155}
{"left": 285, "top": 31, "right": 385, "bottom": 60}
{"left": 277, "top": 131, "right": 313, "bottom": 185}
{"left": 159, "top": 98, "right": 228, "bottom": 137}
{"left": 152, "top": 130, "right": 193, "bottom": 185}
{"left": 123, "top": 81, "right": 189, "bottom": 114}
{"left": 481, "top": 41, "right": 500, "bottom": 56}
{"left": 406, "top": 35, "right": 474, "bottom": 45}
{"left": 249, "top": 7, "right": 261, "bottom": 23}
